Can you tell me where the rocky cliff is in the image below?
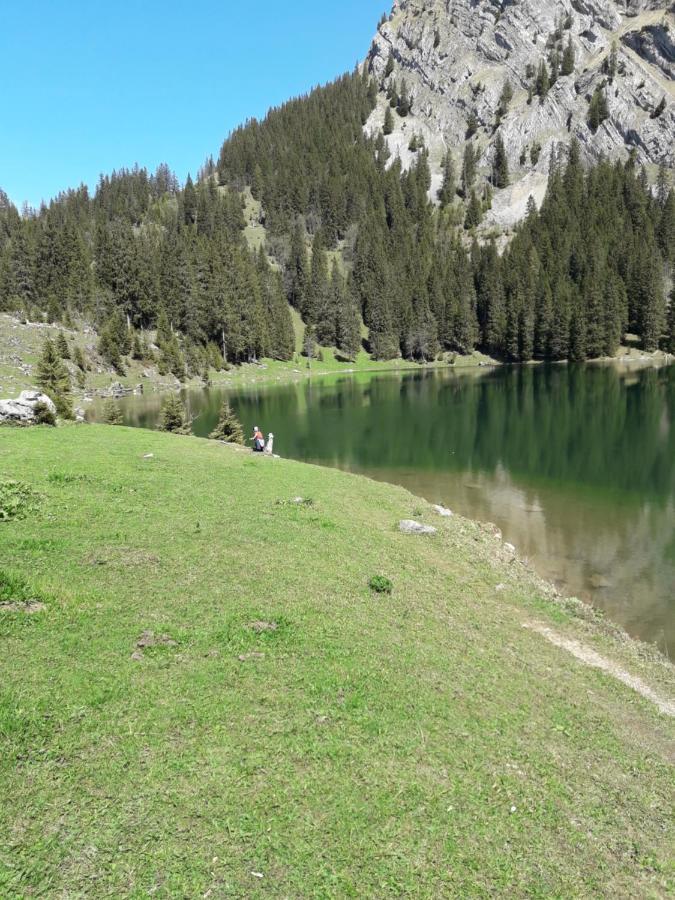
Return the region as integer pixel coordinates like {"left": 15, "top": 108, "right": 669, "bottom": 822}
{"left": 367, "top": 0, "right": 674, "bottom": 226}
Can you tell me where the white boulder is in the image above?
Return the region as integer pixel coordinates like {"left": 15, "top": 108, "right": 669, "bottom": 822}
{"left": 0, "top": 390, "right": 56, "bottom": 424}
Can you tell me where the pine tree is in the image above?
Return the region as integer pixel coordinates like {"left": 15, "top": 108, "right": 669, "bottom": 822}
{"left": 56, "top": 331, "right": 70, "bottom": 359}
{"left": 303, "top": 230, "right": 329, "bottom": 328}
{"left": 438, "top": 152, "right": 456, "bottom": 207}
{"left": 464, "top": 191, "right": 483, "bottom": 229}
{"left": 383, "top": 106, "right": 394, "bottom": 136}
{"left": 588, "top": 87, "right": 609, "bottom": 132}
{"left": 303, "top": 323, "right": 317, "bottom": 363}
{"left": 158, "top": 394, "right": 191, "bottom": 434}
{"left": 607, "top": 41, "right": 618, "bottom": 80}
{"left": 336, "top": 279, "right": 362, "bottom": 361}
{"left": 102, "top": 398, "right": 124, "bottom": 425}
{"left": 99, "top": 309, "right": 129, "bottom": 373}
{"left": 461, "top": 143, "right": 477, "bottom": 197}
{"left": 498, "top": 80, "right": 513, "bottom": 118}
{"left": 288, "top": 219, "right": 310, "bottom": 310}
{"left": 561, "top": 36, "right": 575, "bottom": 76}
{"left": 476, "top": 241, "right": 506, "bottom": 355}
{"left": 397, "top": 79, "right": 411, "bottom": 117}
{"left": 183, "top": 174, "right": 197, "bottom": 225}
{"left": 209, "top": 400, "right": 245, "bottom": 443}
{"left": 493, "top": 134, "right": 509, "bottom": 188}
{"left": 384, "top": 51, "right": 395, "bottom": 79}
{"left": 36, "top": 337, "right": 73, "bottom": 419}
{"left": 536, "top": 60, "right": 550, "bottom": 101}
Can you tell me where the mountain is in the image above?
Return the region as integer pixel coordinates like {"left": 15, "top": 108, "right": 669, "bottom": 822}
{"left": 367, "top": 0, "right": 674, "bottom": 226}
{"left": 0, "top": 1, "right": 673, "bottom": 382}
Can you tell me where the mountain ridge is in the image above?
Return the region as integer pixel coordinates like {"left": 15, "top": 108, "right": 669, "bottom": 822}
{"left": 367, "top": 0, "right": 674, "bottom": 226}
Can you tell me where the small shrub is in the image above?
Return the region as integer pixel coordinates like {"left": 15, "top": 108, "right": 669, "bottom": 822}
{"left": 102, "top": 399, "right": 124, "bottom": 425}
{"left": 33, "top": 402, "right": 56, "bottom": 426}
{"left": 0, "top": 481, "right": 40, "bottom": 521}
{"left": 47, "top": 472, "right": 89, "bottom": 485}
{"left": 369, "top": 575, "right": 393, "bottom": 595}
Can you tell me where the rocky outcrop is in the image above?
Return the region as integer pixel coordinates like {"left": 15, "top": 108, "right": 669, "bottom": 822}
{"left": 0, "top": 390, "right": 56, "bottom": 424}
{"left": 622, "top": 22, "right": 675, "bottom": 79}
{"left": 366, "top": 0, "right": 674, "bottom": 227}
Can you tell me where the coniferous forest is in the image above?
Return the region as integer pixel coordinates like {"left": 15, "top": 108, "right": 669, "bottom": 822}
{"left": 1, "top": 68, "right": 673, "bottom": 376}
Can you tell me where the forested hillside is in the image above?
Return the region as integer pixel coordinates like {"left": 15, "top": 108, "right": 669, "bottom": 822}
{"left": 1, "top": 67, "right": 674, "bottom": 375}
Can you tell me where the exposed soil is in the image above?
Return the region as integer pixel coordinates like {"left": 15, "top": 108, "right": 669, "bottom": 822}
{"left": 131, "top": 630, "right": 178, "bottom": 660}
{"left": 0, "top": 601, "right": 46, "bottom": 614}
{"left": 247, "top": 621, "right": 279, "bottom": 633}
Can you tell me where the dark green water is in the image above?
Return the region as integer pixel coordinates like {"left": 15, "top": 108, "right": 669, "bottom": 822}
{"left": 90, "top": 364, "right": 675, "bottom": 652}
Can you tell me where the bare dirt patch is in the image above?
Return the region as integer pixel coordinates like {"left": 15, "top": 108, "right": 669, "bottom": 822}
{"left": 247, "top": 621, "right": 279, "bottom": 634}
{"left": 0, "top": 600, "right": 46, "bottom": 614}
{"left": 86, "top": 548, "right": 160, "bottom": 568}
{"left": 131, "top": 630, "right": 178, "bottom": 660}
{"left": 524, "top": 622, "right": 675, "bottom": 717}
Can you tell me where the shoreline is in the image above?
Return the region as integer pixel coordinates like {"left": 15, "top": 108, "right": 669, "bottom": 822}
{"left": 2, "top": 313, "right": 672, "bottom": 406}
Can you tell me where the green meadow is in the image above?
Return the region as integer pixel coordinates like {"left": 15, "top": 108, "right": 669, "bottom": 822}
{"left": 0, "top": 425, "right": 672, "bottom": 897}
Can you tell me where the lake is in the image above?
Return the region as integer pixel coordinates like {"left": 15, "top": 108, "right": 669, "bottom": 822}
{"left": 89, "top": 363, "right": 675, "bottom": 653}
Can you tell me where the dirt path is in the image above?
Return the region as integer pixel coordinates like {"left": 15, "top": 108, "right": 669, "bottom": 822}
{"left": 524, "top": 622, "right": 675, "bottom": 717}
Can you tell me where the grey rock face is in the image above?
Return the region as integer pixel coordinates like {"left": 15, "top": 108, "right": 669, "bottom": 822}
{"left": 366, "top": 0, "right": 673, "bottom": 226}
{"left": 0, "top": 390, "right": 56, "bottom": 424}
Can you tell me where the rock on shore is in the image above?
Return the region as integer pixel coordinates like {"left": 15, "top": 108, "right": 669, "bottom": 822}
{"left": 0, "top": 390, "right": 56, "bottom": 424}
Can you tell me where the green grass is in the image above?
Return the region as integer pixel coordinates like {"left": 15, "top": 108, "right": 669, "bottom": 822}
{"left": 0, "top": 313, "right": 498, "bottom": 406}
{"left": 0, "top": 426, "right": 673, "bottom": 897}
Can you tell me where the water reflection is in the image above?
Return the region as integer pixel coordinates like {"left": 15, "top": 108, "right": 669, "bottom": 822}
{"left": 89, "top": 364, "right": 675, "bottom": 651}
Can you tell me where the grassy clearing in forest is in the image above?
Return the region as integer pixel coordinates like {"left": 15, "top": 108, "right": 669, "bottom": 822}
{"left": 1, "top": 312, "right": 485, "bottom": 404}
{"left": 0, "top": 426, "right": 673, "bottom": 897}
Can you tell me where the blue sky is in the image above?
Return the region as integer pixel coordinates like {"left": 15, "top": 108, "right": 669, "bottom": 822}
{"left": 0, "top": 0, "right": 387, "bottom": 209}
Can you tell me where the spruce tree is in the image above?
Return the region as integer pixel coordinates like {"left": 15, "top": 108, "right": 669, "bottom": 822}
{"left": 588, "top": 87, "right": 609, "bottom": 132}
{"left": 493, "top": 134, "right": 509, "bottom": 189}
{"left": 466, "top": 111, "right": 478, "bottom": 139}
{"left": 536, "top": 60, "right": 550, "bottom": 101}
{"left": 36, "top": 337, "right": 73, "bottom": 419}
{"left": 383, "top": 106, "right": 394, "bottom": 136}
{"left": 438, "top": 152, "right": 456, "bottom": 207}
{"left": 607, "top": 41, "right": 618, "bottom": 80}
{"left": 561, "top": 36, "right": 575, "bottom": 76}
{"left": 102, "top": 398, "right": 124, "bottom": 425}
{"left": 305, "top": 230, "right": 330, "bottom": 326}
{"left": 56, "top": 331, "right": 70, "bottom": 359}
{"left": 461, "top": 143, "right": 477, "bottom": 197}
{"left": 397, "top": 79, "right": 411, "bottom": 117}
{"left": 498, "top": 80, "right": 513, "bottom": 118}
{"left": 209, "top": 400, "right": 245, "bottom": 443}
{"left": 99, "top": 309, "right": 129, "bottom": 373}
{"left": 289, "top": 220, "right": 310, "bottom": 310}
{"left": 158, "top": 394, "right": 191, "bottom": 434}
{"left": 336, "top": 280, "right": 362, "bottom": 361}
{"left": 464, "top": 191, "right": 483, "bottom": 230}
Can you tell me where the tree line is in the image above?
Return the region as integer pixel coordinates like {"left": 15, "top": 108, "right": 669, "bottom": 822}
{"left": 0, "top": 68, "right": 673, "bottom": 376}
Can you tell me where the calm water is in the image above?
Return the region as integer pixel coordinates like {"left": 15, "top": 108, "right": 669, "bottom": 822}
{"left": 90, "top": 364, "right": 675, "bottom": 652}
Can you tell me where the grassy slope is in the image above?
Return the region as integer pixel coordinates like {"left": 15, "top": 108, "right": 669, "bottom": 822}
{"left": 0, "top": 426, "right": 673, "bottom": 898}
{"left": 0, "top": 313, "right": 500, "bottom": 408}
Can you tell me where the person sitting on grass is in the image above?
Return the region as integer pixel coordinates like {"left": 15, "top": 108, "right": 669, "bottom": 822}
{"left": 251, "top": 425, "right": 265, "bottom": 452}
